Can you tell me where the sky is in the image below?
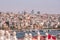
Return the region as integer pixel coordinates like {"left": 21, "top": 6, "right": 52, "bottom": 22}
{"left": 0, "top": 0, "right": 60, "bottom": 14}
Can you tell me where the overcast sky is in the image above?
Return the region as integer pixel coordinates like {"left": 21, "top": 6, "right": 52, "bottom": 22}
{"left": 0, "top": 0, "right": 60, "bottom": 14}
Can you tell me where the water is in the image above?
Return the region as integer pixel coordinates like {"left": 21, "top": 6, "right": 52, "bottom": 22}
{"left": 16, "top": 30, "right": 60, "bottom": 38}
{"left": 16, "top": 31, "right": 25, "bottom": 38}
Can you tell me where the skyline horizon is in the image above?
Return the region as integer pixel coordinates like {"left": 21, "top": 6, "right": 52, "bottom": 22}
{"left": 0, "top": 0, "right": 60, "bottom": 14}
{"left": 0, "top": 10, "right": 60, "bottom": 14}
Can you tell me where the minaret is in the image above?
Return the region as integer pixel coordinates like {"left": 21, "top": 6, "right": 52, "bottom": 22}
{"left": 0, "top": 30, "right": 5, "bottom": 40}
{"left": 29, "top": 33, "right": 32, "bottom": 40}
{"left": 37, "top": 31, "right": 40, "bottom": 40}
{"left": 24, "top": 33, "right": 29, "bottom": 40}
{"left": 12, "top": 31, "right": 18, "bottom": 40}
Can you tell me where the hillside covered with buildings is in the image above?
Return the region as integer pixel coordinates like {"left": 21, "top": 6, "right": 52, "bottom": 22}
{"left": 0, "top": 11, "right": 60, "bottom": 31}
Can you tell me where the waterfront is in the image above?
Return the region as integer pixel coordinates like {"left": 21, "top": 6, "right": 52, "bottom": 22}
{"left": 16, "top": 29, "right": 60, "bottom": 39}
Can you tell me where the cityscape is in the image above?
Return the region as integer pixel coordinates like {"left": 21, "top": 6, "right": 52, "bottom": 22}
{"left": 0, "top": 11, "right": 60, "bottom": 31}
{"left": 0, "top": 11, "right": 60, "bottom": 40}
{"left": 0, "top": 0, "right": 60, "bottom": 40}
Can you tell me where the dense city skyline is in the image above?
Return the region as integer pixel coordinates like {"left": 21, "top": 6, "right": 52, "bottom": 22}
{"left": 0, "top": 0, "right": 60, "bottom": 14}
